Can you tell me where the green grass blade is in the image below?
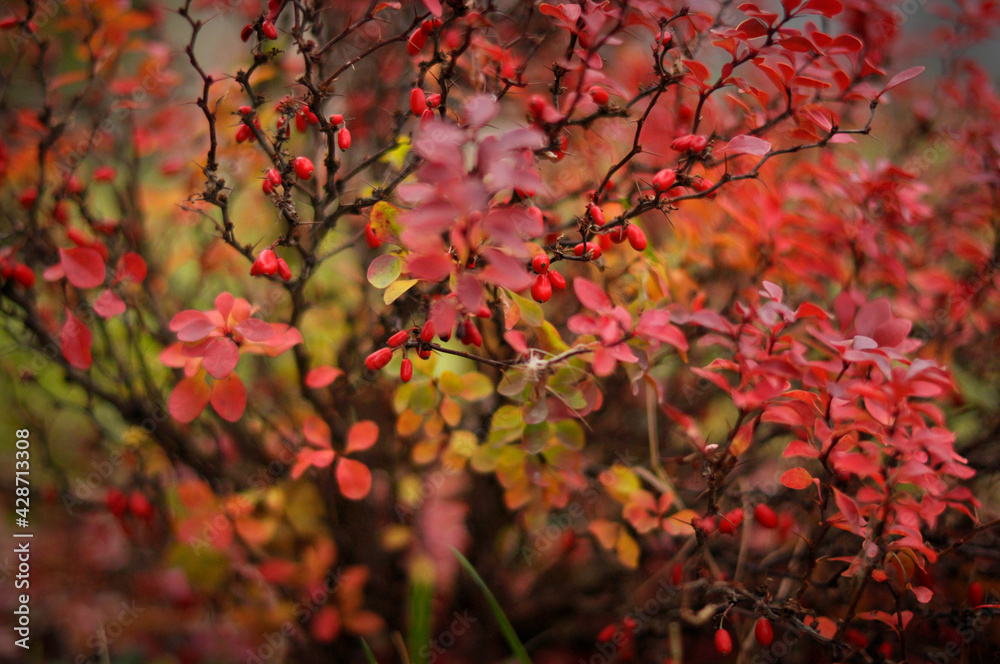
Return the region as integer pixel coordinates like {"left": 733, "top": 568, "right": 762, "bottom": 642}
{"left": 450, "top": 547, "right": 532, "bottom": 664}
{"left": 360, "top": 638, "right": 378, "bottom": 664}
{"left": 408, "top": 555, "right": 436, "bottom": 664}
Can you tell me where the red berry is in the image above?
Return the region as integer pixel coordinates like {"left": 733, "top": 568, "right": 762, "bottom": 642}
{"left": 338, "top": 127, "right": 352, "bottom": 150}
{"left": 714, "top": 628, "right": 733, "bottom": 655}
{"left": 597, "top": 624, "right": 617, "bottom": 643}
{"left": 547, "top": 270, "right": 565, "bottom": 290}
{"left": 754, "top": 503, "right": 778, "bottom": 529}
{"left": 261, "top": 20, "right": 277, "bottom": 40}
{"left": 235, "top": 123, "right": 254, "bottom": 143}
{"left": 532, "top": 254, "right": 549, "bottom": 274}
{"left": 607, "top": 227, "right": 628, "bottom": 243}
{"left": 573, "top": 242, "right": 602, "bottom": 259}
{"left": 305, "top": 110, "right": 319, "bottom": 124}
{"left": 364, "top": 224, "right": 382, "bottom": 249}
{"left": 238, "top": 105, "right": 253, "bottom": 115}
{"left": 587, "top": 203, "right": 605, "bottom": 225}
{"left": 419, "top": 19, "right": 434, "bottom": 35}
{"left": 755, "top": 618, "right": 773, "bottom": 647}
{"left": 692, "top": 177, "right": 714, "bottom": 195}
{"left": 400, "top": 358, "right": 413, "bottom": 383}
{"left": 718, "top": 508, "right": 743, "bottom": 534}
{"left": 292, "top": 156, "right": 314, "bottom": 180}
{"left": 597, "top": 233, "right": 612, "bottom": 252}
{"left": 968, "top": 581, "right": 984, "bottom": 606}
{"left": 329, "top": 114, "right": 344, "bottom": 126}
{"left": 276, "top": 258, "right": 292, "bottom": 281}
{"left": 240, "top": 23, "right": 253, "bottom": 41}
{"left": 622, "top": 616, "right": 638, "bottom": 631}
{"left": 418, "top": 349, "right": 431, "bottom": 359}
{"left": 407, "top": 29, "right": 428, "bottom": 55}
{"left": 410, "top": 88, "right": 427, "bottom": 115}
{"left": 295, "top": 112, "right": 308, "bottom": 133}
{"left": 420, "top": 321, "right": 435, "bottom": 343}
{"left": 19, "top": 188, "right": 37, "bottom": 208}
{"left": 426, "top": 93, "right": 441, "bottom": 109}
{"left": 387, "top": 330, "right": 410, "bottom": 348}
{"left": 652, "top": 168, "right": 677, "bottom": 192}
{"left": 528, "top": 95, "right": 546, "bottom": 119}
{"left": 464, "top": 321, "right": 482, "bottom": 347}
{"left": 267, "top": 168, "right": 282, "bottom": 185}
{"left": 589, "top": 86, "right": 610, "bottom": 105}
{"left": 94, "top": 166, "right": 117, "bottom": 182}
{"left": 106, "top": 488, "right": 128, "bottom": 518}
{"left": 626, "top": 224, "right": 647, "bottom": 251}
{"left": 365, "top": 347, "right": 393, "bottom": 371}
{"left": 255, "top": 249, "right": 278, "bottom": 276}
{"left": 531, "top": 273, "right": 552, "bottom": 303}
{"left": 129, "top": 491, "right": 154, "bottom": 522}
{"left": 11, "top": 263, "right": 35, "bottom": 288}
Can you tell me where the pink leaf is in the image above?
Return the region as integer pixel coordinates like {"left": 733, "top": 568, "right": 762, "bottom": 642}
{"left": 60, "top": 309, "right": 93, "bottom": 369}
{"left": 235, "top": 318, "right": 276, "bottom": 342}
{"left": 718, "top": 134, "right": 772, "bottom": 156}
{"left": 177, "top": 314, "right": 217, "bottom": 342}
{"left": 169, "top": 376, "right": 211, "bottom": 423}
{"left": 878, "top": 66, "right": 925, "bottom": 98}
{"left": 93, "top": 289, "right": 126, "bottom": 320}
{"left": 303, "top": 416, "right": 332, "bottom": 447}
{"left": 573, "top": 277, "right": 612, "bottom": 313}
{"left": 210, "top": 373, "right": 247, "bottom": 422}
{"left": 60, "top": 247, "right": 106, "bottom": 289}
{"left": 407, "top": 253, "right": 453, "bottom": 281}
{"left": 336, "top": 457, "right": 373, "bottom": 500}
{"left": 114, "top": 252, "right": 147, "bottom": 284}
{"left": 780, "top": 467, "right": 814, "bottom": 490}
{"left": 346, "top": 420, "right": 379, "bottom": 453}
{"left": 305, "top": 366, "right": 344, "bottom": 388}
{"left": 421, "top": 0, "right": 442, "bottom": 16}
{"left": 910, "top": 585, "right": 933, "bottom": 603}
{"left": 203, "top": 337, "right": 240, "bottom": 379}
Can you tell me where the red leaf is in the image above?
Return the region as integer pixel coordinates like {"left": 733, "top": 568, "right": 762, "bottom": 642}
{"left": 61, "top": 309, "right": 93, "bottom": 369}
{"left": 203, "top": 337, "right": 240, "bottom": 379}
{"left": 310, "top": 606, "right": 342, "bottom": 642}
{"left": 93, "top": 289, "right": 126, "bottom": 320}
{"left": 718, "top": 134, "right": 771, "bottom": 156}
{"left": 800, "top": 0, "right": 843, "bottom": 16}
{"left": 780, "top": 467, "right": 814, "bottom": 490}
{"left": 177, "top": 314, "right": 217, "bottom": 342}
{"left": 305, "top": 366, "right": 344, "bottom": 388}
{"left": 795, "top": 302, "right": 828, "bottom": 320}
{"left": 336, "top": 457, "right": 373, "bottom": 500}
{"left": 169, "top": 376, "right": 211, "bottom": 423}
{"left": 833, "top": 488, "right": 864, "bottom": 534}
{"left": 235, "top": 318, "right": 276, "bottom": 342}
{"left": 346, "top": 420, "right": 379, "bottom": 453}
{"left": 407, "top": 253, "right": 453, "bottom": 281}
{"left": 60, "top": 247, "right": 106, "bottom": 289}
{"left": 573, "top": 277, "right": 612, "bottom": 313}
{"left": 878, "top": 66, "right": 925, "bottom": 97}
{"left": 114, "top": 252, "right": 147, "bottom": 284}
{"left": 210, "top": 373, "right": 247, "bottom": 422}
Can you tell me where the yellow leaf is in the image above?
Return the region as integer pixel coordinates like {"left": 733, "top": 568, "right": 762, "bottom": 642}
{"left": 384, "top": 278, "right": 419, "bottom": 305}
{"left": 616, "top": 530, "right": 641, "bottom": 568}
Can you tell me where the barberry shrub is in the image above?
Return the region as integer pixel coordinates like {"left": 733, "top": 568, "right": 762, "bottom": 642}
{"left": 1, "top": 0, "right": 999, "bottom": 662}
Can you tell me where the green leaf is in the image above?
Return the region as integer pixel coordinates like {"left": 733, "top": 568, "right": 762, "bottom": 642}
{"left": 508, "top": 290, "right": 544, "bottom": 327}
{"left": 451, "top": 547, "right": 533, "bottom": 664}
{"left": 384, "top": 278, "right": 419, "bottom": 305}
{"left": 370, "top": 201, "right": 402, "bottom": 244}
{"left": 367, "top": 254, "right": 403, "bottom": 288}
{"left": 361, "top": 639, "right": 378, "bottom": 664}
{"left": 553, "top": 419, "right": 584, "bottom": 450}
{"left": 522, "top": 422, "right": 549, "bottom": 454}
{"left": 408, "top": 556, "right": 436, "bottom": 664}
